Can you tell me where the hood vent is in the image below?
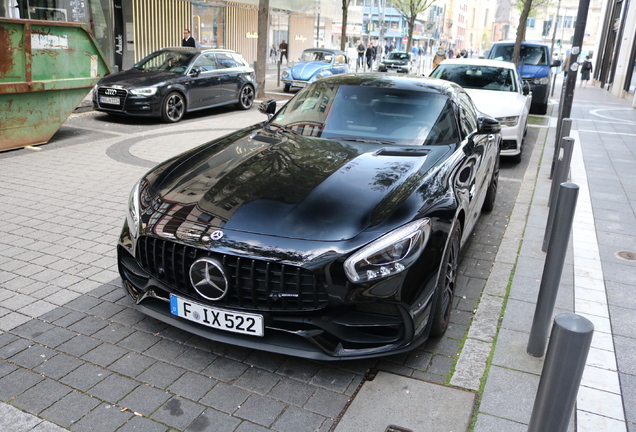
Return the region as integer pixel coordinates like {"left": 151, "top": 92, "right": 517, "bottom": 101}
{"left": 251, "top": 133, "right": 282, "bottom": 144}
{"left": 375, "top": 148, "right": 430, "bottom": 157}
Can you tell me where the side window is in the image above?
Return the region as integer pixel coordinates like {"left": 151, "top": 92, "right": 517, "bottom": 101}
{"left": 457, "top": 93, "right": 478, "bottom": 138}
{"left": 231, "top": 53, "right": 248, "bottom": 67}
{"left": 215, "top": 53, "right": 239, "bottom": 69}
{"left": 426, "top": 101, "right": 461, "bottom": 145}
{"left": 193, "top": 54, "right": 217, "bottom": 72}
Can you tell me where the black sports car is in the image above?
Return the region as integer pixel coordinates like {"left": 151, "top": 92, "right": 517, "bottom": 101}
{"left": 93, "top": 48, "right": 256, "bottom": 122}
{"left": 117, "top": 74, "right": 501, "bottom": 360}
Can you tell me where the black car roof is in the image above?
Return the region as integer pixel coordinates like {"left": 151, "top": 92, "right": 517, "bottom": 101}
{"left": 159, "top": 47, "right": 240, "bottom": 55}
{"left": 315, "top": 73, "right": 461, "bottom": 97}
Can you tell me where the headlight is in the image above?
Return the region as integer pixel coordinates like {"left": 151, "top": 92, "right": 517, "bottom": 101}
{"left": 496, "top": 116, "right": 519, "bottom": 127}
{"left": 344, "top": 219, "right": 431, "bottom": 283}
{"left": 127, "top": 180, "right": 142, "bottom": 236}
{"left": 126, "top": 178, "right": 151, "bottom": 237}
{"left": 130, "top": 87, "right": 158, "bottom": 96}
{"left": 282, "top": 70, "right": 289, "bottom": 78}
{"left": 532, "top": 77, "right": 550, "bottom": 85}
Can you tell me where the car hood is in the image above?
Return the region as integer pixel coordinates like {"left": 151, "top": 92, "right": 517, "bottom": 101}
{"left": 288, "top": 62, "right": 328, "bottom": 80}
{"left": 519, "top": 64, "right": 549, "bottom": 79}
{"left": 464, "top": 89, "right": 528, "bottom": 119}
{"left": 97, "top": 69, "right": 179, "bottom": 88}
{"left": 145, "top": 128, "right": 450, "bottom": 242}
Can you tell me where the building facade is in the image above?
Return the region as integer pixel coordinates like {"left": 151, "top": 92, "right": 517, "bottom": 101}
{"left": 0, "top": 0, "right": 342, "bottom": 70}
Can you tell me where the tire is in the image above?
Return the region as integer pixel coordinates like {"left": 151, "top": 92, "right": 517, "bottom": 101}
{"left": 283, "top": 84, "right": 290, "bottom": 93}
{"left": 236, "top": 85, "right": 254, "bottom": 110}
{"left": 482, "top": 154, "right": 500, "bottom": 212}
{"left": 430, "top": 223, "right": 461, "bottom": 337}
{"left": 161, "top": 92, "right": 185, "bottom": 123}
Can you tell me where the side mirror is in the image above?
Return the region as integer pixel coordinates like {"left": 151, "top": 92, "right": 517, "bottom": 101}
{"left": 477, "top": 116, "right": 501, "bottom": 134}
{"left": 189, "top": 66, "right": 201, "bottom": 77}
{"left": 522, "top": 81, "right": 531, "bottom": 96}
{"left": 552, "top": 59, "right": 562, "bottom": 68}
{"left": 259, "top": 99, "right": 277, "bottom": 119}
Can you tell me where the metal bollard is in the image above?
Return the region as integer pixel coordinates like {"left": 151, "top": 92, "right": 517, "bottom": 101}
{"left": 277, "top": 61, "right": 280, "bottom": 87}
{"left": 543, "top": 137, "right": 575, "bottom": 251}
{"left": 550, "top": 119, "right": 572, "bottom": 179}
{"left": 528, "top": 313, "right": 594, "bottom": 432}
{"left": 529, "top": 183, "right": 579, "bottom": 357}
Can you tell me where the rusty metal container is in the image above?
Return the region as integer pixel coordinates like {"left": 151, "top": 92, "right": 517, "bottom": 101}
{"left": 0, "top": 18, "right": 110, "bottom": 151}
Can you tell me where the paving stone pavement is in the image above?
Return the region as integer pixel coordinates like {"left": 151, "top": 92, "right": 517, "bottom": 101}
{"left": 0, "top": 61, "right": 559, "bottom": 431}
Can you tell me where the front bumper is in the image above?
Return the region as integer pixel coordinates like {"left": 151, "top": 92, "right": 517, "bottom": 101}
{"left": 499, "top": 125, "right": 523, "bottom": 156}
{"left": 93, "top": 88, "right": 163, "bottom": 117}
{"left": 281, "top": 79, "right": 308, "bottom": 89}
{"left": 117, "top": 236, "right": 426, "bottom": 360}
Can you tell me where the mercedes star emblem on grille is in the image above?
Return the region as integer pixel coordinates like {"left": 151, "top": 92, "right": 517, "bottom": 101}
{"left": 211, "top": 230, "right": 224, "bottom": 241}
{"left": 189, "top": 257, "right": 228, "bottom": 301}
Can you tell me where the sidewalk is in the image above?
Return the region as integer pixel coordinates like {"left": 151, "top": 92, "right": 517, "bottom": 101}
{"left": 470, "top": 79, "right": 636, "bottom": 431}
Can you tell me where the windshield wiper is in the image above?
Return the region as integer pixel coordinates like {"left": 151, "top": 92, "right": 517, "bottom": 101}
{"left": 330, "top": 137, "right": 396, "bottom": 145}
{"left": 269, "top": 123, "right": 301, "bottom": 135}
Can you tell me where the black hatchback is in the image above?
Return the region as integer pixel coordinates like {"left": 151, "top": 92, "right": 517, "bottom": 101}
{"left": 93, "top": 48, "right": 257, "bottom": 122}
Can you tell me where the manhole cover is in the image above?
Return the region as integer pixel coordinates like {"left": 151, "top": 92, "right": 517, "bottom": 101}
{"left": 615, "top": 251, "right": 636, "bottom": 261}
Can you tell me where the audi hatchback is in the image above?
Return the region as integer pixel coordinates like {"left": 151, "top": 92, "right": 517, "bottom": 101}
{"left": 93, "top": 48, "right": 256, "bottom": 122}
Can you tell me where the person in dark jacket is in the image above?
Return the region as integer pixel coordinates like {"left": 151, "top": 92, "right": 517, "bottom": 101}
{"left": 182, "top": 29, "right": 196, "bottom": 47}
{"left": 365, "top": 42, "right": 376, "bottom": 69}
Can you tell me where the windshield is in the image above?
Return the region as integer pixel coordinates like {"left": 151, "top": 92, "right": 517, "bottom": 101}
{"left": 134, "top": 51, "right": 195, "bottom": 73}
{"left": 490, "top": 44, "right": 549, "bottom": 66}
{"left": 270, "top": 83, "right": 459, "bottom": 146}
{"left": 387, "top": 52, "right": 411, "bottom": 61}
{"left": 300, "top": 51, "right": 333, "bottom": 63}
{"left": 430, "top": 65, "right": 518, "bottom": 92}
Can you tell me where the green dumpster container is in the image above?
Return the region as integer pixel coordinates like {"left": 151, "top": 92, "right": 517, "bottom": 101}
{"left": 0, "top": 18, "right": 110, "bottom": 151}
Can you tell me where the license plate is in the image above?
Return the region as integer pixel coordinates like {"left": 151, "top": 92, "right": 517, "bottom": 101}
{"left": 294, "top": 82, "right": 307, "bottom": 88}
{"left": 388, "top": 69, "right": 397, "bottom": 73}
{"left": 170, "top": 294, "right": 264, "bottom": 337}
{"left": 100, "top": 96, "right": 120, "bottom": 105}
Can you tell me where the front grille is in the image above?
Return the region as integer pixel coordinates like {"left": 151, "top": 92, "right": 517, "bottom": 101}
{"left": 96, "top": 87, "right": 127, "bottom": 110}
{"left": 136, "top": 236, "right": 328, "bottom": 312}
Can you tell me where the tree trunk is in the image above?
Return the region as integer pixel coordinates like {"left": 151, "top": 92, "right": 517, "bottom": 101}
{"left": 407, "top": 16, "right": 416, "bottom": 53}
{"left": 257, "top": 0, "right": 270, "bottom": 98}
{"left": 513, "top": 0, "right": 533, "bottom": 65}
{"left": 340, "top": 1, "right": 348, "bottom": 51}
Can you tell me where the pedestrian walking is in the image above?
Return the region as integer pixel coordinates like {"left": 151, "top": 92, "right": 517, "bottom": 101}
{"left": 432, "top": 46, "right": 447, "bottom": 69}
{"left": 270, "top": 44, "right": 278, "bottom": 63}
{"left": 182, "top": 29, "right": 196, "bottom": 47}
{"left": 279, "top": 40, "right": 288, "bottom": 65}
{"left": 561, "top": 54, "right": 571, "bottom": 78}
{"left": 365, "top": 42, "right": 375, "bottom": 70}
{"left": 580, "top": 56, "right": 592, "bottom": 87}
{"left": 458, "top": 49, "right": 468, "bottom": 58}
{"left": 357, "top": 41, "right": 366, "bottom": 68}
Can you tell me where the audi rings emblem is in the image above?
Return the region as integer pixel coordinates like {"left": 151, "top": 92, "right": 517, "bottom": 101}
{"left": 210, "top": 230, "right": 224, "bottom": 241}
{"left": 105, "top": 88, "right": 117, "bottom": 95}
{"left": 189, "top": 257, "right": 228, "bottom": 301}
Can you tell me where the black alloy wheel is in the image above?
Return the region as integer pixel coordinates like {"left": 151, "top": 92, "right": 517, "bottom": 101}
{"left": 430, "top": 223, "right": 461, "bottom": 337}
{"left": 236, "top": 85, "right": 255, "bottom": 110}
{"left": 161, "top": 92, "right": 185, "bottom": 123}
